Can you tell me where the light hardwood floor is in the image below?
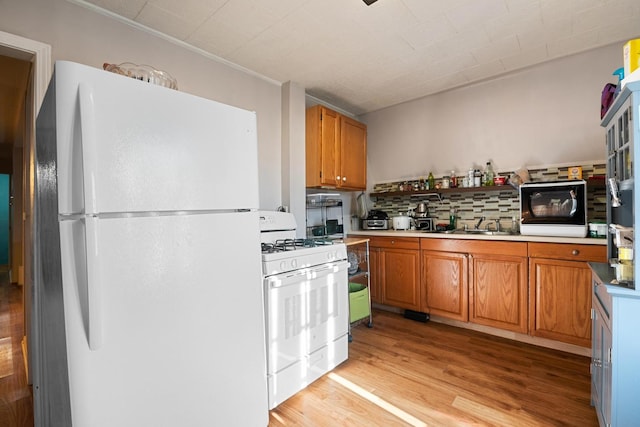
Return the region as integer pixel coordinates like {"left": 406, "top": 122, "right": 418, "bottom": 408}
{"left": 269, "top": 310, "right": 598, "bottom": 426}
{"left": 0, "top": 275, "right": 33, "bottom": 427}
{"left": 0, "top": 277, "right": 598, "bottom": 427}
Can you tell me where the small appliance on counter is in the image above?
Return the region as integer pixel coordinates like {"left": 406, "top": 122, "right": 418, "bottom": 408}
{"left": 392, "top": 213, "right": 411, "bottom": 230}
{"left": 519, "top": 180, "right": 587, "bottom": 237}
{"left": 414, "top": 217, "right": 434, "bottom": 231}
{"left": 412, "top": 202, "right": 434, "bottom": 231}
{"left": 361, "top": 210, "right": 389, "bottom": 230}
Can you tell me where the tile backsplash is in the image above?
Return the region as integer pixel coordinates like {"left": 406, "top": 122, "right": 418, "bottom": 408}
{"left": 371, "top": 163, "right": 606, "bottom": 230}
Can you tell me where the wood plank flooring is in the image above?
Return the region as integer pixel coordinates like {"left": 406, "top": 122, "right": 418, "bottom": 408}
{"left": 0, "top": 276, "right": 598, "bottom": 426}
{"left": 0, "top": 274, "right": 33, "bottom": 427}
{"left": 269, "top": 310, "right": 598, "bottom": 426}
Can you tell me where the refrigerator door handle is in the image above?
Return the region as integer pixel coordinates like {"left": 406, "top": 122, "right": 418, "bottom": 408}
{"left": 84, "top": 215, "right": 103, "bottom": 350}
{"left": 78, "top": 82, "right": 98, "bottom": 215}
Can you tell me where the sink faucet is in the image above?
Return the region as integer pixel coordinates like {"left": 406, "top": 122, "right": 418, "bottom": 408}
{"left": 474, "top": 216, "right": 485, "bottom": 230}
{"left": 485, "top": 219, "right": 501, "bottom": 232}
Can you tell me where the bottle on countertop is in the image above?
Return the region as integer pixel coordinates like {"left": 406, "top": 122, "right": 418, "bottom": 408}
{"left": 511, "top": 216, "right": 519, "bottom": 234}
{"left": 450, "top": 170, "right": 457, "bottom": 188}
{"left": 449, "top": 208, "right": 457, "bottom": 230}
{"left": 484, "top": 161, "right": 494, "bottom": 186}
{"left": 427, "top": 172, "right": 435, "bottom": 190}
{"left": 468, "top": 168, "right": 474, "bottom": 186}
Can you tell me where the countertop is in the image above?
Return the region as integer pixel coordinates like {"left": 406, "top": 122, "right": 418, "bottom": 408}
{"left": 342, "top": 237, "right": 370, "bottom": 247}
{"left": 589, "top": 262, "right": 638, "bottom": 295}
{"left": 348, "top": 229, "right": 607, "bottom": 245}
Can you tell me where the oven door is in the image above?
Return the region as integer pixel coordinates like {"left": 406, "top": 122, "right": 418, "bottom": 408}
{"left": 264, "top": 260, "right": 348, "bottom": 375}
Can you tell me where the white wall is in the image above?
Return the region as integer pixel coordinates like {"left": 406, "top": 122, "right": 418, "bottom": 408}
{"left": 0, "top": 0, "right": 285, "bottom": 210}
{"left": 361, "top": 44, "right": 620, "bottom": 187}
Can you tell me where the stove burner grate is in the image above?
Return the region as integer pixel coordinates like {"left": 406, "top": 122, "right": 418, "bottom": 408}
{"left": 261, "top": 238, "right": 335, "bottom": 253}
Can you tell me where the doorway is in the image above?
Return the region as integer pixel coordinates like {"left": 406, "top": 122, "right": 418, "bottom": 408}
{"left": 0, "top": 31, "right": 51, "bottom": 394}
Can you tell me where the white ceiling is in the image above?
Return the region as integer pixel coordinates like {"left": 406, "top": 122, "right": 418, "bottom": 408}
{"left": 83, "top": 0, "right": 639, "bottom": 114}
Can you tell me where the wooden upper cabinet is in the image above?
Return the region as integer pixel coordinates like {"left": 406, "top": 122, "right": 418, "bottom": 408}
{"left": 306, "top": 105, "right": 367, "bottom": 190}
{"left": 340, "top": 116, "right": 367, "bottom": 190}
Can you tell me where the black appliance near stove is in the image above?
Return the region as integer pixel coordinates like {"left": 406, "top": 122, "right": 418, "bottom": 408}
{"left": 361, "top": 210, "right": 389, "bottom": 230}
{"left": 414, "top": 216, "right": 434, "bottom": 231}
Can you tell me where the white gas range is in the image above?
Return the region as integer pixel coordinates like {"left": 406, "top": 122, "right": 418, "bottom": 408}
{"left": 259, "top": 211, "right": 349, "bottom": 410}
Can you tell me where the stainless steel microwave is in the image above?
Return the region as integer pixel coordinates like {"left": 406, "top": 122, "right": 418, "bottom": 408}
{"left": 519, "top": 180, "right": 588, "bottom": 237}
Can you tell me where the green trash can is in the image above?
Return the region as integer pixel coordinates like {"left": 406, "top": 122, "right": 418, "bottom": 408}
{"left": 349, "top": 282, "right": 370, "bottom": 323}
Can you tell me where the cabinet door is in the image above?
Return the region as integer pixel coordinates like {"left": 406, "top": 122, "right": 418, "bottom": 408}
{"left": 422, "top": 250, "right": 468, "bottom": 321}
{"left": 339, "top": 116, "right": 367, "bottom": 190}
{"left": 529, "top": 258, "right": 593, "bottom": 346}
{"left": 305, "top": 106, "right": 339, "bottom": 187}
{"left": 591, "top": 297, "right": 610, "bottom": 427}
{"left": 381, "top": 248, "right": 421, "bottom": 311}
{"left": 469, "top": 254, "right": 528, "bottom": 333}
{"left": 369, "top": 247, "right": 382, "bottom": 304}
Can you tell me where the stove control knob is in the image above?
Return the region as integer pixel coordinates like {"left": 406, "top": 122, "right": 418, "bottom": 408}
{"left": 280, "top": 261, "right": 287, "bottom": 271}
{"left": 291, "top": 259, "right": 297, "bottom": 269}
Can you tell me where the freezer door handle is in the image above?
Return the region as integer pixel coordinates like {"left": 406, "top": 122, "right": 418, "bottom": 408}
{"left": 78, "top": 82, "right": 98, "bottom": 215}
{"left": 84, "top": 215, "right": 103, "bottom": 350}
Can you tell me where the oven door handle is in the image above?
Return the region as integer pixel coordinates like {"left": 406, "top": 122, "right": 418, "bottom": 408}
{"left": 267, "top": 262, "right": 347, "bottom": 288}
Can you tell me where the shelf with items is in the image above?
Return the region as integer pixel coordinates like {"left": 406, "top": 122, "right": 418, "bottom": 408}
{"left": 306, "top": 193, "right": 344, "bottom": 239}
{"left": 344, "top": 237, "right": 373, "bottom": 338}
{"left": 370, "top": 185, "right": 517, "bottom": 199}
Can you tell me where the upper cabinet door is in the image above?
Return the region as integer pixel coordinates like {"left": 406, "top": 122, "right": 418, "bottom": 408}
{"left": 340, "top": 116, "right": 367, "bottom": 190}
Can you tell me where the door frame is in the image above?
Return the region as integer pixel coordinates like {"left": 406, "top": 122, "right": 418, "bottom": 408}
{"left": 0, "top": 30, "right": 51, "bottom": 385}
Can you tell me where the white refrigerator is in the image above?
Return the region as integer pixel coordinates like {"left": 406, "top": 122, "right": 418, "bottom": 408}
{"left": 32, "top": 61, "right": 269, "bottom": 426}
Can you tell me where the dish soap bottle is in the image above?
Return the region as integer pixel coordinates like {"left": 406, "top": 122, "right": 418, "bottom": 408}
{"left": 449, "top": 208, "right": 457, "bottom": 230}
{"left": 484, "top": 161, "right": 494, "bottom": 186}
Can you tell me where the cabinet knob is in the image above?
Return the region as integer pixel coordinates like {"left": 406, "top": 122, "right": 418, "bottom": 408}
{"left": 336, "top": 175, "right": 341, "bottom": 180}
{"left": 572, "top": 249, "right": 579, "bottom": 256}
{"left": 342, "top": 176, "right": 347, "bottom": 181}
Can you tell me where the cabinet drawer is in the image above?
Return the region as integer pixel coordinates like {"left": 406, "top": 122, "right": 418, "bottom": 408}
{"left": 369, "top": 236, "right": 419, "bottom": 250}
{"left": 528, "top": 242, "right": 606, "bottom": 262}
{"left": 421, "top": 238, "right": 527, "bottom": 256}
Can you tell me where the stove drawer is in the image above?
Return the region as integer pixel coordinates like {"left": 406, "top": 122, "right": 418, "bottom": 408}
{"left": 267, "top": 334, "right": 348, "bottom": 409}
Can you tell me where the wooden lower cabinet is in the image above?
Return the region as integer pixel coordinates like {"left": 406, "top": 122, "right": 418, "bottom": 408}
{"left": 369, "top": 237, "right": 421, "bottom": 311}
{"left": 529, "top": 242, "right": 607, "bottom": 347}
{"left": 421, "top": 250, "right": 468, "bottom": 321}
{"left": 368, "top": 247, "right": 382, "bottom": 304}
{"left": 469, "top": 251, "right": 528, "bottom": 333}
{"left": 421, "top": 239, "right": 527, "bottom": 332}
{"left": 362, "top": 235, "right": 608, "bottom": 347}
